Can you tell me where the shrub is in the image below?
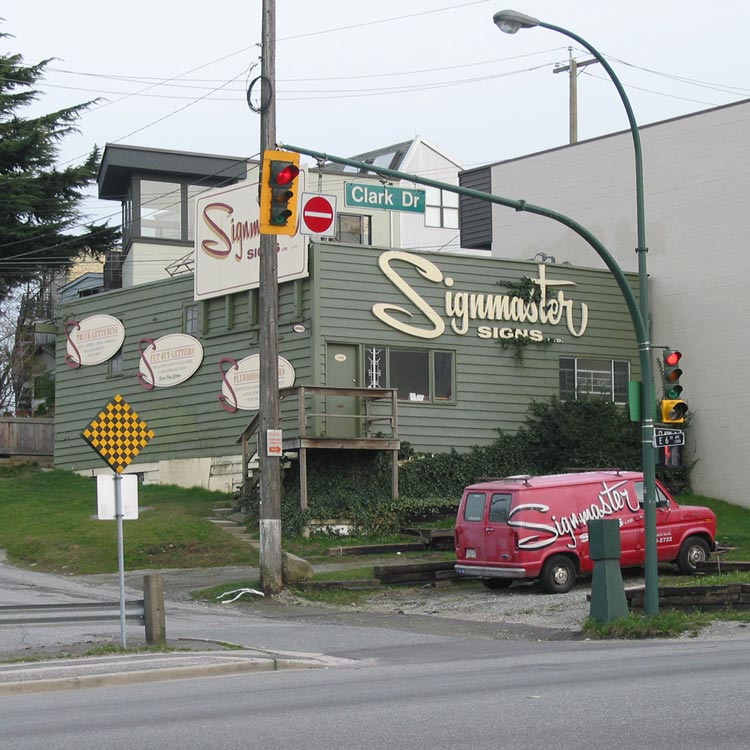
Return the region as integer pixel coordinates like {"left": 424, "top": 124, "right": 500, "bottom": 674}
{"left": 242, "top": 397, "right": 689, "bottom": 537}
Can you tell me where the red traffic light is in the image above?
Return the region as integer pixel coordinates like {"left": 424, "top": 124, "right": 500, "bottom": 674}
{"left": 272, "top": 163, "right": 300, "bottom": 186}
{"left": 665, "top": 350, "right": 682, "bottom": 367}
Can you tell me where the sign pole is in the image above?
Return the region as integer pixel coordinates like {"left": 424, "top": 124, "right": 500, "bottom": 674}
{"left": 82, "top": 394, "right": 155, "bottom": 649}
{"left": 258, "top": 0, "right": 284, "bottom": 594}
{"left": 114, "top": 472, "right": 127, "bottom": 648}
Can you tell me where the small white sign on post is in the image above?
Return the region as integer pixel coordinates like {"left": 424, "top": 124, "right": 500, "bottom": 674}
{"left": 97, "top": 475, "right": 139, "bottom": 520}
{"left": 267, "top": 429, "right": 283, "bottom": 457}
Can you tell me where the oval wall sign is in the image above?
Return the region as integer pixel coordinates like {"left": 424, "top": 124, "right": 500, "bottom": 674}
{"left": 66, "top": 314, "right": 125, "bottom": 367}
{"left": 220, "top": 354, "right": 296, "bottom": 412}
{"left": 137, "top": 334, "right": 204, "bottom": 389}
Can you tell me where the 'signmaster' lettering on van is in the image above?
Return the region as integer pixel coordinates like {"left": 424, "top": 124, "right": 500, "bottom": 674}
{"left": 509, "top": 480, "right": 639, "bottom": 550}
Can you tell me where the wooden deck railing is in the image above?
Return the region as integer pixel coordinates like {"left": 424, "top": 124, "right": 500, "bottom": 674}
{"left": 237, "top": 386, "right": 400, "bottom": 508}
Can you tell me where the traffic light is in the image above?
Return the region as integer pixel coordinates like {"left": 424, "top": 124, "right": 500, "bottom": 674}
{"left": 659, "top": 349, "right": 688, "bottom": 424}
{"left": 259, "top": 149, "right": 300, "bottom": 236}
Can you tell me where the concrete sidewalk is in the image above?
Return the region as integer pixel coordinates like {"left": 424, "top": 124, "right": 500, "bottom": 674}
{"left": 0, "top": 646, "right": 356, "bottom": 696}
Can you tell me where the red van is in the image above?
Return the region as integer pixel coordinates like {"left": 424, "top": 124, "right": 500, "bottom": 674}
{"left": 454, "top": 471, "right": 717, "bottom": 594}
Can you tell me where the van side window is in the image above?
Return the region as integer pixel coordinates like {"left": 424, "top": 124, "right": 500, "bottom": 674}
{"left": 635, "top": 482, "right": 670, "bottom": 509}
{"left": 489, "top": 493, "right": 512, "bottom": 523}
{"left": 464, "top": 493, "right": 486, "bottom": 522}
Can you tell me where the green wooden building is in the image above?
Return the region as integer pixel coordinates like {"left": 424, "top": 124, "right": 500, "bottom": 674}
{"left": 55, "top": 242, "right": 639, "bottom": 493}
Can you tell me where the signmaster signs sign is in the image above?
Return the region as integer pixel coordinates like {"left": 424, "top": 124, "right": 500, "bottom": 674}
{"left": 194, "top": 179, "right": 309, "bottom": 301}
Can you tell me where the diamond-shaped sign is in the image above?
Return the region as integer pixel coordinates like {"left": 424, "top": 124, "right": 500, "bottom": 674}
{"left": 82, "top": 394, "right": 155, "bottom": 473}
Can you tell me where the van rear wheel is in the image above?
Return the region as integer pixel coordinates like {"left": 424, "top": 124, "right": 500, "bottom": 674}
{"left": 677, "top": 536, "right": 710, "bottom": 575}
{"left": 482, "top": 578, "right": 513, "bottom": 590}
{"left": 540, "top": 555, "right": 576, "bottom": 594}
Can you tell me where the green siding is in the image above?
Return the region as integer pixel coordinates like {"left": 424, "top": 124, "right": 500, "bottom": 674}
{"left": 55, "top": 242, "right": 640, "bottom": 471}
{"left": 55, "top": 274, "right": 312, "bottom": 472}
{"left": 312, "top": 242, "right": 640, "bottom": 452}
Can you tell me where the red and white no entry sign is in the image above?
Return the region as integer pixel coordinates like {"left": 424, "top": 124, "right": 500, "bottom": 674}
{"left": 300, "top": 193, "right": 337, "bottom": 236}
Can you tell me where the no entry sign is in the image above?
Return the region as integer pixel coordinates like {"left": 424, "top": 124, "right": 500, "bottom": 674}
{"left": 300, "top": 193, "right": 337, "bottom": 236}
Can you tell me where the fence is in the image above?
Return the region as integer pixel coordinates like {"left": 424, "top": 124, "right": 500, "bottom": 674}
{"left": 0, "top": 417, "right": 54, "bottom": 464}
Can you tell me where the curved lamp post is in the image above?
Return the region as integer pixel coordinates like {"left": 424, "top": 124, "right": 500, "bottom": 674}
{"left": 493, "top": 9, "right": 658, "bottom": 615}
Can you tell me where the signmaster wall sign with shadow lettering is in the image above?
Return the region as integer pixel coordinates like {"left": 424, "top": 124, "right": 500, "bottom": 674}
{"left": 194, "top": 179, "right": 309, "bottom": 301}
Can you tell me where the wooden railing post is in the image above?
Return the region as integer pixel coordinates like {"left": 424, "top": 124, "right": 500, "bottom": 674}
{"left": 143, "top": 574, "right": 166, "bottom": 645}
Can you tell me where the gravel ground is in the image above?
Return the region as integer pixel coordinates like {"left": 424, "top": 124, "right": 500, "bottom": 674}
{"left": 283, "top": 574, "right": 750, "bottom": 642}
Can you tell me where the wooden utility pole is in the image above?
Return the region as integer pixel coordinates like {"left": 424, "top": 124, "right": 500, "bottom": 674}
{"left": 258, "top": 0, "right": 283, "bottom": 594}
{"left": 553, "top": 47, "right": 599, "bottom": 144}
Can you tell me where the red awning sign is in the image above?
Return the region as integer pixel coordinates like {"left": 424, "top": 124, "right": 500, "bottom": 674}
{"left": 300, "top": 193, "right": 337, "bottom": 236}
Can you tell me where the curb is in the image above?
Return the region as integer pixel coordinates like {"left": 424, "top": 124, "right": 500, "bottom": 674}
{"left": 0, "top": 656, "right": 335, "bottom": 697}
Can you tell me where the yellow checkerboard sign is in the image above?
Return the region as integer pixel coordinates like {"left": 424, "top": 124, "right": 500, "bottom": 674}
{"left": 81, "top": 394, "right": 155, "bottom": 473}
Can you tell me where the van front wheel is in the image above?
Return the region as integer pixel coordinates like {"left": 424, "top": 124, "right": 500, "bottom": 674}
{"left": 677, "top": 536, "right": 710, "bottom": 574}
{"left": 540, "top": 555, "right": 576, "bottom": 594}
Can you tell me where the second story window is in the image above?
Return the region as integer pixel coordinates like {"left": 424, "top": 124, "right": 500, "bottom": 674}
{"left": 139, "top": 180, "right": 183, "bottom": 240}
{"left": 425, "top": 187, "right": 459, "bottom": 229}
{"left": 129, "top": 179, "right": 221, "bottom": 244}
{"left": 325, "top": 214, "right": 371, "bottom": 245}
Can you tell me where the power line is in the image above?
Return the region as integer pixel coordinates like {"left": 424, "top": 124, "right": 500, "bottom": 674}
{"left": 46, "top": 47, "right": 567, "bottom": 85}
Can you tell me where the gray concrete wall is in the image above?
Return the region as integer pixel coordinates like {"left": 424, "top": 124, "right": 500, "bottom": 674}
{"left": 487, "top": 100, "right": 750, "bottom": 507}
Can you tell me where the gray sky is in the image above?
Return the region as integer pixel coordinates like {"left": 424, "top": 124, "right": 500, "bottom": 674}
{"left": 5, "top": 0, "right": 749, "bottom": 225}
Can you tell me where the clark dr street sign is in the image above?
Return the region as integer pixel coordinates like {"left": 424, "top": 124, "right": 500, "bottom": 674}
{"left": 345, "top": 183, "right": 425, "bottom": 213}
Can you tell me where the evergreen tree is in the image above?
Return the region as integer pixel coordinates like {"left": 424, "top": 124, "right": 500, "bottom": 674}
{"left": 0, "top": 31, "right": 119, "bottom": 304}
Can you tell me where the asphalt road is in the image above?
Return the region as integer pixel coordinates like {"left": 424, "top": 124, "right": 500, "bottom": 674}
{"left": 3, "top": 637, "right": 750, "bottom": 750}
{"left": 3, "top": 551, "right": 750, "bottom": 748}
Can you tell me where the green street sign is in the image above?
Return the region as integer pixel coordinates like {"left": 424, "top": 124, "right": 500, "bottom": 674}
{"left": 345, "top": 183, "right": 426, "bottom": 213}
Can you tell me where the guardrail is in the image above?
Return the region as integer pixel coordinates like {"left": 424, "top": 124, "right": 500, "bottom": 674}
{"left": 0, "top": 600, "right": 145, "bottom": 626}
{"left": 0, "top": 574, "right": 166, "bottom": 645}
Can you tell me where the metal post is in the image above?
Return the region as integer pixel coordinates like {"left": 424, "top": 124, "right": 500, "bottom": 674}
{"left": 537, "top": 19, "right": 658, "bottom": 617}
{"left": 258, "top": 0, "right": 283, "bottom": 594}
{"left": 114, "top": 472, "right": 127, "bottom": 648}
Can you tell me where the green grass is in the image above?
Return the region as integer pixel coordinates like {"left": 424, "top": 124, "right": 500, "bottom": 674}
{"left": 0, "top": 468, "right": 258, "bottom": 574}
{"left": 681, "top": 493, "right": 750, "bottom": 557}
{"left": 191, "top": 580, "right": 263, "bottom": 602}
{"left": 583, "top": 611, "right": 712, "bottom": 639}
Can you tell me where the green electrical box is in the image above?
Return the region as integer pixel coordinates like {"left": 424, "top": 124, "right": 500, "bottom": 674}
{"left": 588, "top": 518, "right": 629, "bottom": 623}
{"left": 589, "top": 518, "right": 622, "bottom": 560}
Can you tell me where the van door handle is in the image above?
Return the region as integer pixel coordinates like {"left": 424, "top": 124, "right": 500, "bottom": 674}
{"left": 484, "top": 527, "right": 494, "bottom": 534}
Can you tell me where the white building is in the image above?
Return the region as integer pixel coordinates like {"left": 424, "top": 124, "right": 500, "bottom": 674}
{"left": 96, "top": 136, "right": 471, "bottom": 291}
{"left": 459, "top": 99, "right": 750, "bottom": 507}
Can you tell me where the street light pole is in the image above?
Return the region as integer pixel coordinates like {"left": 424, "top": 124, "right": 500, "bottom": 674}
{"left": 493, "top": 9, "right": 658, "bottom": 615}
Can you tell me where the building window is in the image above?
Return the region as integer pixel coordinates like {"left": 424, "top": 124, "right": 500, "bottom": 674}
{"left": 184, "top": 304, "right": 199, "bottom": 335}
{"left": 186, "top": 184, "right": 204, "bottom": 241}
{"left": 365, "top": 345, "right": 455, "bottom": 403}
{"left": 109, "top": 348, "right": 124, "bottom": 377}
{"left": 133, "top": 179, "right": 226, "bottom": 243}
{"left": 328, "top": 213, "right": 371, "bottom": 245}
{"left": 559, "top": 357, "right": 630, "bottom": 403}
{"left": 425, "top": 186, "right": 459, "bottom": 229}
{"left": 139, "top": 180, "right": 183, "bottom": 240}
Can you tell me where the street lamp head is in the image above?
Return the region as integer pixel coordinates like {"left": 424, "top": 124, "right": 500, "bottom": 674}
{"left": 493, "top": 9, "right": 540, "bottom": 34}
